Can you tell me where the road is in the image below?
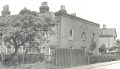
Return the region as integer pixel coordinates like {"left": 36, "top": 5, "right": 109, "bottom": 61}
{"left": 89, "top": 62, "right": 120, "bottom": 69}
{"left": 65, "top": 61, "right": 120, "bottom": 69}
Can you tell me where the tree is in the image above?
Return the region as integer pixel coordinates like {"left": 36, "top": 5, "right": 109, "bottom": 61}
{"left": 90, "top": 42, "right": 96, "bottom": 50}
{"left": 109, "top": 46, "right": 118, "bottom": 51}
{"left": 90, "top": 38, "right": 96, "bottom": 53}
{"left": 117, "top": 39, "right": 120, "bottom": 46}
{"left": 99, "top": 43, "right": 106, "bottom": 54}
{"left": 0, "top": 8, "right": 56, "bottom": 65}
{"left": 19, "top": 7, "right": 38, "bottom": 16}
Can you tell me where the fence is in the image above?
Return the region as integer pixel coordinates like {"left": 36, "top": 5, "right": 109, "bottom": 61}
{"left": 0, "top": 53, "right": 44, "bottom": 66}
{"left": 55, "top": 48, "right": 85, "bottom": 68}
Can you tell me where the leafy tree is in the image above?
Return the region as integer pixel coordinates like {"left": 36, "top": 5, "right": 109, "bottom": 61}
{"left": 90, "top": 38, "right": 96, "bottom": 52}
{"left": 0, "top": 8, "right": 55, "bottom": 65}
{"left": 117, "top": 39, "right": 120, "bottom": 46}
{"left": 90, "top": 42, "right": 96, "bottom": 51}
{"left": 109, "top": 46, "right": 118, "bottom": 51}
{"left": 19, "top": 7, "right": 38, "bottom": 16}
{"left": 99, "top": 43, "right": 106, "bottom": 54}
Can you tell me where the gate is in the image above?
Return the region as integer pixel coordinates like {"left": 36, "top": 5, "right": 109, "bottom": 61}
{"left": 55, "top": 48, "right": 85, "bottom": 68}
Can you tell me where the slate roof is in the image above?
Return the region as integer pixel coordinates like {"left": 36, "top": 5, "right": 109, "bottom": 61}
{"left": 55, "top": 12, "right": 100, "bottom": 27}
{"left": 100, "top": 28, "right": 117, "bottom": 37}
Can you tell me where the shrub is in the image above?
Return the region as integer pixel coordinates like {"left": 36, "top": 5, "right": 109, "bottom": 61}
{"left": 86, "top": 51, "right": 94, "bottom": 56}
{"left": 86, "top": 55, "right": 118, "bottom": 64}
{"left": 2, "top": 54, "right": 45, "bottom": 67}
{"left": 0, "top": 61, "right": 59, "bottom": 69}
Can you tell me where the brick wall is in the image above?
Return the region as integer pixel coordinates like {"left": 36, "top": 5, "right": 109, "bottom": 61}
{"left": 55, "top": 13, "right": 100, "bottom": 54}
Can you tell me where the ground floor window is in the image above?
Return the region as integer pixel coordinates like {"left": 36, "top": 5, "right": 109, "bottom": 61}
{"left": 49, "top": 47, "right": 55, "bottom": 55}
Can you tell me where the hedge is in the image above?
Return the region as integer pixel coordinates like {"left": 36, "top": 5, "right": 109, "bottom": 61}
{"left": 86, "top": 54, "right": 119, "bottom": 64}
{"left": 0, "top": 54, "right": 45, "bottom": 67}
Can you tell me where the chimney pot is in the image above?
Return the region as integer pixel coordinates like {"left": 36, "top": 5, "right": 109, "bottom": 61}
{"left": 103, "top": 24, "right": 106, "bottom": 28}
{"left": 61, "top": 5, "right": 65, "bottom": 10}
{"left": 41, "top": 1, "right": 48, "bottom": 7}
{"left": 58, "top": 5, "right": 67, "bottom": 14}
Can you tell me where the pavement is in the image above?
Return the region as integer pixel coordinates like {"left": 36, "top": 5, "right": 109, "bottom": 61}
{"left": 65, "top": 60, "right": 120, "bottom": 69}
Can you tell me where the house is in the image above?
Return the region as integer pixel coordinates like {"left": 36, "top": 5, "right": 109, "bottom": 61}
{"left": 39, "top": 2, "right": 100, "bottom": 55}
{"left": 99, "top": 24, "right": 117, "bottom": 49}
{"left": 0, "top": 2, "right": 100, "bottom": 55}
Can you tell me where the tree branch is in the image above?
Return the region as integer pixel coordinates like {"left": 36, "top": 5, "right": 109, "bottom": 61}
{"left": 11, "top": 35, "right": 17, "bottom": 47}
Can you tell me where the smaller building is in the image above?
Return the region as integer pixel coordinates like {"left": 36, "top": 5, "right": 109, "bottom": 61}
{"left": 99, "top": 24, "right": 117, "bottom": 49}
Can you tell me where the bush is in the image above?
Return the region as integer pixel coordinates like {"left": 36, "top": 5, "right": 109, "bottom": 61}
{"left": 0, "top": 61, "right": 58, "bottom": 69}
{"left": 2, "top": 54, "right": 45, "bottom": 67}
{"left": 86, "top": 55, "right": 118, "bottom": 64}
{"left": 86, "top": 51, "right": 94, "bottom": 56}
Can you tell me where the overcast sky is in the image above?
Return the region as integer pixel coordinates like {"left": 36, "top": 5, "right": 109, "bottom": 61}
{"left": 0, "top": 0, "right": 120, "bottom": 39}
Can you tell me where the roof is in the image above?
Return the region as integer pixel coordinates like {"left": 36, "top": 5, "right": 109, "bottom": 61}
{"left": 0, "top": 15, "right": 17, "bottom": 22}
{"left": 100, "top": 28, "right": 117, "bottom": 37}
{"left": 55, "top": 12, "right": 100, "bottom": 27}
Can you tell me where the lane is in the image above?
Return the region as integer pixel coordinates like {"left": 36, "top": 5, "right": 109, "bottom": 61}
{"left": 90, "top": 62, "right": 120, "bottom": 69}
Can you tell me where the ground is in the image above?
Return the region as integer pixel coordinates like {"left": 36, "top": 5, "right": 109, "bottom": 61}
{"left": 65, "top": 60, "right": 120, "bottom": 69}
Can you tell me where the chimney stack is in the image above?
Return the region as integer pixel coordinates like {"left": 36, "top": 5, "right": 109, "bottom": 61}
{"left": 2, "top": 5, "right": 11, "bottom": 17}
{"left": 71, "top": 13, "right": 76, "bottom": 16}
{"left": 39, "top": 1, "right": 49, "bottom": 13}
{"left": 59, "top": 5, "right": 67, "bottom": 14}
{"left": 103, "top": 24, "right": 106, "bottom": 28}
{"left": 61, "top": 5, "right": 65, "bottom": 10}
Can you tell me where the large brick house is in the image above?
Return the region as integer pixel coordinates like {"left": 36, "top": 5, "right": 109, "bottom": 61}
{"left": 39, "top": 2, "right": 100, "bottom": 54}
{"left": 0, "top": 2, "right": 100, "bottom": 55}
{"left": 54, "top": 6, "right": 100, "bottom": 54}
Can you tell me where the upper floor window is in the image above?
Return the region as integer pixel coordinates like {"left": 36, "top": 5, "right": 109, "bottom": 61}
{"left": 69, "top": 29, "right": 73, "bottom": 40}
{"left": 114, "top": 36, "right": 116, "bottom": 42}
{"left": 70, "top": 46, "right": 73, "bottom": 49}
{"left": 81, "top": 32, "right": 86, "bottom": 41}
{"left": 93, "top": 33, "right": 95, "bottom": 42}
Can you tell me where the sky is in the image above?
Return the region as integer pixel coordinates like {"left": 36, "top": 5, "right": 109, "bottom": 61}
{"left": 0, "top": 0, "right": 120, "bottom": 39}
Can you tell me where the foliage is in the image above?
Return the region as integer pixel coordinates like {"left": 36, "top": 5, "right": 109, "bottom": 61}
{"left": 117, "top": 39, "right": 120, "bottom": 46}
{"left": 0, "top": 61, "right": 58, "bottom": 69}
{"left": 99, "top": 43, "right": 106, "bottom": 54}
{"left": 109, "top": 46, "right": 118, "bottom": 51}
{"left": 90, "top": 42, "right": 96, "bottom": 51}
{"left": 86, "top": 51, "right": 94, "bottom": 56}
{"left": 19, "top": 7, "right": 38, "bottom": 16}
{"left": 2, "top": 54, "right": 44, "bottom": 67}
{"left": 0, "top": 8, "right": 56, "bottom": 66}
{"left": 86, "top": 55, "right": 118, "bottom": 64}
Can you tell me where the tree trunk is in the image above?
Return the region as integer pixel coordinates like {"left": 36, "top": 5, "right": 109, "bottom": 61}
{"left": 11, "top": 46, "right": 18, "bottom": 57}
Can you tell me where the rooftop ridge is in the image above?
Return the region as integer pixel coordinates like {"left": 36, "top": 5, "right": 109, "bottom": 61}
{"left": 55, "top": 12, "right": 100, "bottom": 27}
